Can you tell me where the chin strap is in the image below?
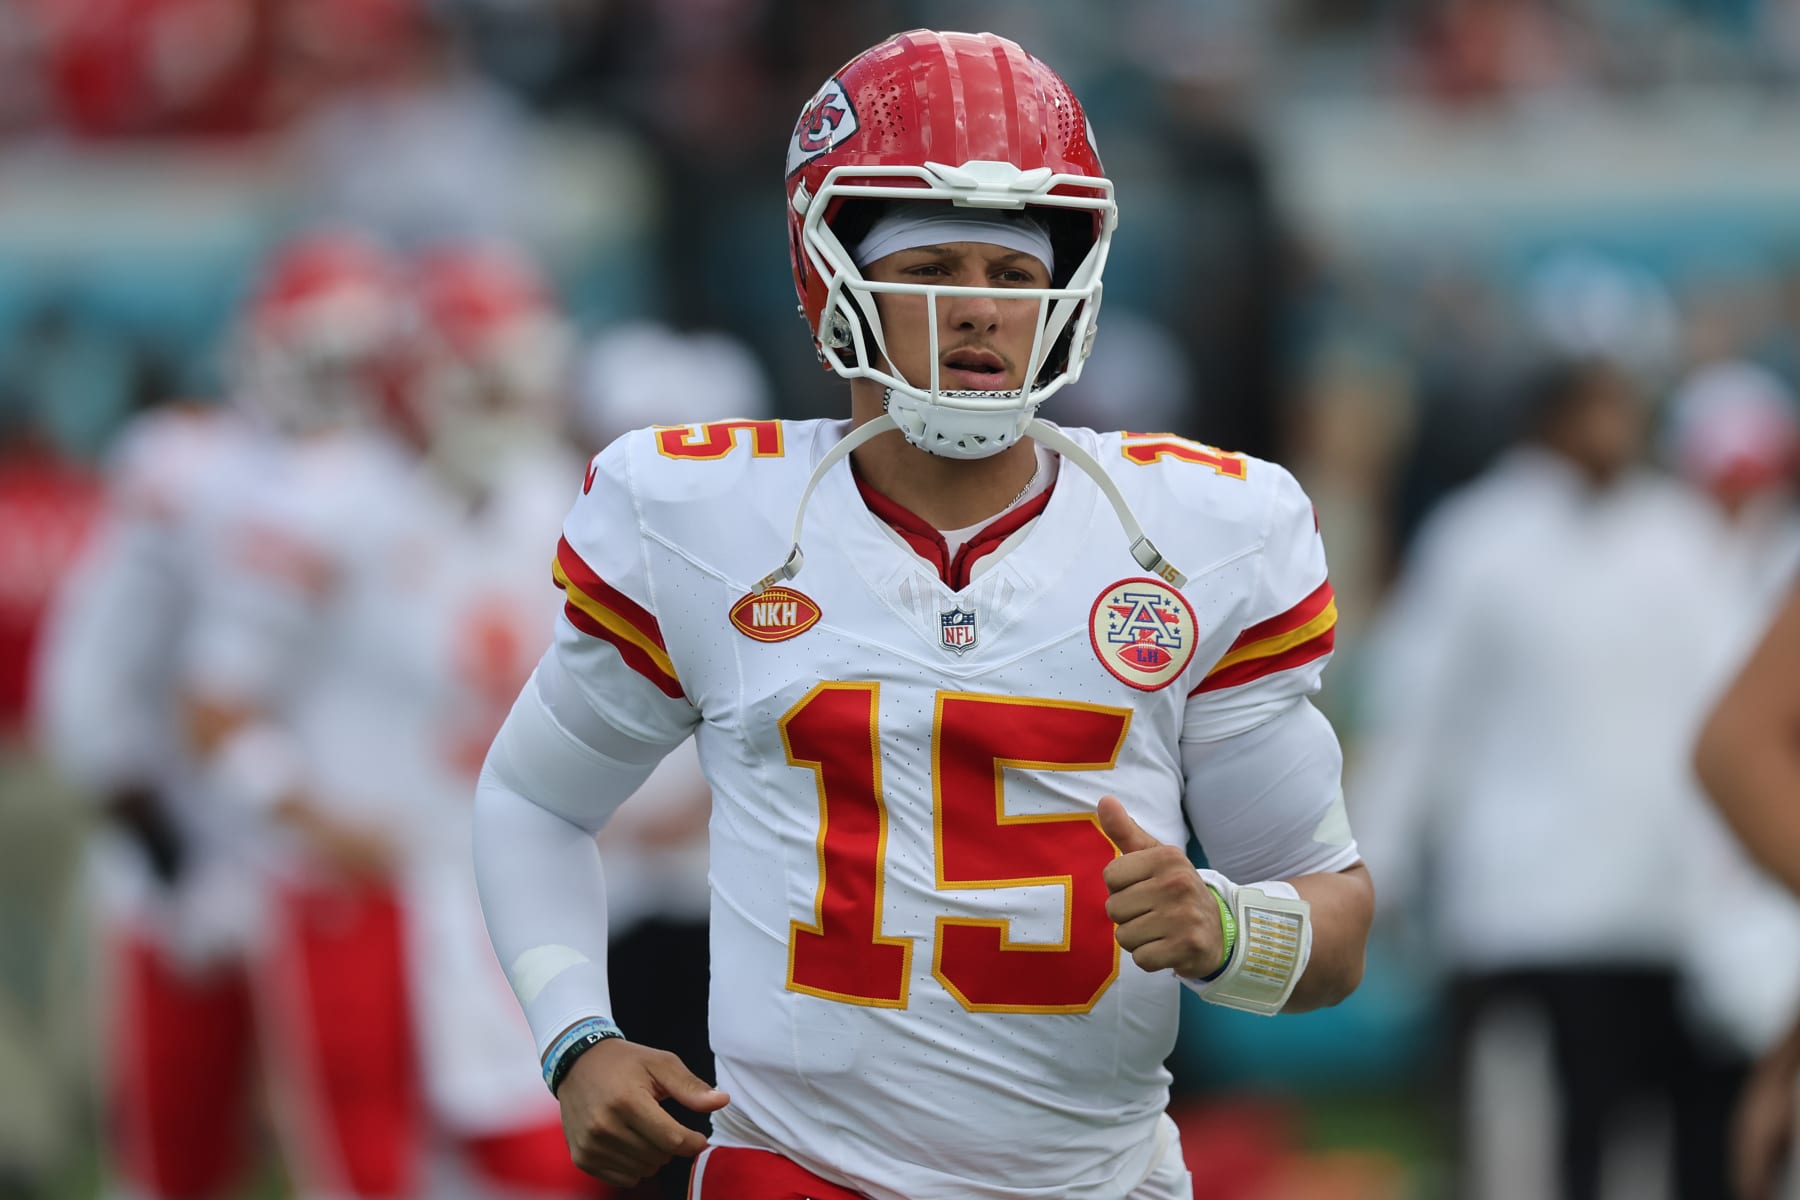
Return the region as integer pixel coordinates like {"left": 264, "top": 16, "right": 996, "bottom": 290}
{"left": 752, "top": 415, "right": 1188, "bottom": 593}
{"left": 1024, "top": 419, "right": 1187, "bottom": 588}
{"left": 753, "top": 414, "right": 900, "bottom": 592}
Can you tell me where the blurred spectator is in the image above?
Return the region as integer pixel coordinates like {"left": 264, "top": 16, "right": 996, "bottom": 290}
{"left": 1351, "top": 356, "right": 1733, "bottom": 1199}
{"left": 21, "top": 0, "right": 289, "bottom": 138}
{"left": 288, "top": 8, "right": 534, "bottom": 245}
{"left": 1406, "top": 0, "right": 1587, "bottom": 105}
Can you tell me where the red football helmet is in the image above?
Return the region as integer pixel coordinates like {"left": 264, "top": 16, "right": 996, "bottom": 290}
{"left": 1666, "top": 361, "right": 1800, "bottom": 508}
{"left": 784, "top": 29, "right": 1116, "bottom": 459}
{"left": 233, "top": 229, "right": 407, "bottom": 434}
{"left": 406, "top": 242, "right": 573, "bottom": 487}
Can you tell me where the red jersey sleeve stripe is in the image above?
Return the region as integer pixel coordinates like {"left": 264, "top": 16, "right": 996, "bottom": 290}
{"left": 1226, "top": 580, "right": 1334, "bottom": 650}
{"left": 550, "top": 544, "right": 683, "bottom": 699}
{"left": 559, "top": 598, "right": 685, "bottom": 699}
{"left": 554, "top": 537, "right": 668, "bottom": 652}
{"left": 1190, "top": 623, "right": 1336, "bottom": 695}
{"left": 1190, "top": 581, "right": 1338, "bottom": 696}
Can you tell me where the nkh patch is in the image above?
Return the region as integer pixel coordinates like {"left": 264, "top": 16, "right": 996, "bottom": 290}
{"left": 785, "top": 78, "right": 858, "bottom": 177}
{"left": 1089, "top": 577, "right": 1198, "bottom": 692}
{"left": 939, "top": 605, "right": 978, "bottom": 655}
{"left": 730, "top": 587, "right": 821, "bottom": 643}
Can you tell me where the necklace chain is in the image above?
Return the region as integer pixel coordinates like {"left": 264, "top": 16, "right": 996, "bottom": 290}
{"left": 1005, "top": 464, "right": 1040, "bottom": 511}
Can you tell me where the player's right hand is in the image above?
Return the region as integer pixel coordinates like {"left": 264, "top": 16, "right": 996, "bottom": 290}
{"left": 557, "top": 1037, "right": 730, "bottom": 1186}
{"left": 277, "top": 799, "right": 395, "bottom": 881}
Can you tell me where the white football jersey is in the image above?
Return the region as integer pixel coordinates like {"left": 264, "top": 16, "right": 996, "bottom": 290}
{"left": 550, "top": 418, "right": 1355, "bottom": 1200}
{"left": 187, "top": 433, "right": 573, "bottom": 850}
{"left": 187, "top": 431, "right": 579, "bottom": 1133}
{"left": 39, "top": 406, "right": 262, "bottom": 804}
{"left": 38, "top": 406, "right": 274, "bottom": 857}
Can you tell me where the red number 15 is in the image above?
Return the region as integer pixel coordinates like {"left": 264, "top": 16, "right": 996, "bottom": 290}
{"left": 780, "top": 684, "right": 1132, "bottom": 1014}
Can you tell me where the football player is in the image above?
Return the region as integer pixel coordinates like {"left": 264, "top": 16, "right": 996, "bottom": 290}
{"left": 183, "top": 237, "right": 596, "bottom": 1200}
{"left": 33, "top": 229, "right": 400, "bottom": 1200}
{"left": 474, "top": 29, "right": 1373, "bottom": 1200}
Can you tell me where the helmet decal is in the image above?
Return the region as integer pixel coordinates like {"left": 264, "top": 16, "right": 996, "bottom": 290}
{"left": 786, "top": 79, "right": 859, "bottom": 177}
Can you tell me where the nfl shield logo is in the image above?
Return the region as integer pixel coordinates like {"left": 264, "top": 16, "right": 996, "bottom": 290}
{"left": 939, "top": 606, "right": 978, "bottom": 655}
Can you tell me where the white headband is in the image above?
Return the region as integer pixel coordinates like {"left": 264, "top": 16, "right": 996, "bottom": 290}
{"left": 852, "top": 201, "right": 1055, "bottom": 275}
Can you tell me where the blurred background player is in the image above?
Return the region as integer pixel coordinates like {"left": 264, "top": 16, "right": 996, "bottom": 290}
{"left": 571, "top": 319, "right": 771, "bottom": 1200}
{"left": 1349, "top": 355, "right": 1731, "bottom": 1199}
{"left": 181, "top": 234, "right": 599, "bottom": 1200}
{"left": 31, "top": 229, "right": 402, "bottom": 1200}
{"left": 1664, "top": 361, "right": 1800, "bottom": 1150}
{"left": 1678, "top": 365, "right": 1800, "bottom": 1200}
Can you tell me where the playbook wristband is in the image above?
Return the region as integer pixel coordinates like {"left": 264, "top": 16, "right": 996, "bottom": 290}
{"left": 1183, "top": 869, "right": 1312, "bottom": 1016}
{"left": 542, "top": 1017, "right": 624, "bottom": 1095}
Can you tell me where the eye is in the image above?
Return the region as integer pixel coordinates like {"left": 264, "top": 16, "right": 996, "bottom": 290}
{"left": 994, "top": 267, "right": 1038, "bottom": 285}
{"left": 904, "top": 263, "right": 951, "bottom": 278}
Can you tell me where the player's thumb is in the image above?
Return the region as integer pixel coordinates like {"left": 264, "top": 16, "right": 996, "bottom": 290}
{"left": 652, "top": 1057, "right": 730, "bottom": 1113}
{"left": 1097, "top": 795, "right": 1162, "bottom": 853}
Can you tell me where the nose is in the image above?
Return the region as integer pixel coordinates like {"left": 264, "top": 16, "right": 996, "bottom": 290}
{"left": 942, "top": 286, "right": 1000, "bottom": 336}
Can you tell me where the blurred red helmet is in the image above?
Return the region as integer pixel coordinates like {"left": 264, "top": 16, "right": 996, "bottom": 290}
{"left": 406, "top": 242, "right": 573, "bottom": 488}
{"left": 235, "top": 230, "right": 406, "bottom": 434}
{"left": 1666, "top": 361, "right": 1800, "bottom": 507}
{"left": 410, "top": 242, "right": 571, "bottom": 419}
{"left": 784, "top": 29, "right": 1115, "bottom": 458}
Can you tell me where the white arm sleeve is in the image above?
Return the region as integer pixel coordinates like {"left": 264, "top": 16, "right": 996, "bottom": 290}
{"left": 473, "top": 654, "right": 681, "bottom": 1059}
{"left": 1180, "top": 696, "right": 1359, "bottom": 884}
{"left": 34, "top": 513, "right": 177, "bottom": 796}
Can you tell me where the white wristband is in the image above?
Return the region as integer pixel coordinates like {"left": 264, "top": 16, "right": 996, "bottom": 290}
{"left": 1183, "top": 869, "right": 1312, "bottom": 1016}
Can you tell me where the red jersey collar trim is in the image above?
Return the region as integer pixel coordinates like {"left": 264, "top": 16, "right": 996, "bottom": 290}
{"left": 851, "top": 464, "right": 1056, "bottom": 590}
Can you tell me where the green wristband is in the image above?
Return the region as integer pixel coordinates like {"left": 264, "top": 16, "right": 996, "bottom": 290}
{"left": 1201, "top": 885, "right": 1237, "bottom": 982}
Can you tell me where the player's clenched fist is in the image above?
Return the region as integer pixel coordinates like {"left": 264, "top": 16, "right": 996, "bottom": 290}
{"left": 1097, "top": 795, "right": 1227, "bottom": 980}
{"left": 555, "top": 1038, "right": 729, "bottom": 1186}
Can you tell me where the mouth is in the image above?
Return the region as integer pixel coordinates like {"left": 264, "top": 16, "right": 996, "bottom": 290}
{"left": 940, "top": 349, "right": 1012, "bottom": 392}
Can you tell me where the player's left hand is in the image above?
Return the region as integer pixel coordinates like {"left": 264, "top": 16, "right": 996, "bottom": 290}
{"left": 1097, "top": 795, "right": 1225, "bottom": 980}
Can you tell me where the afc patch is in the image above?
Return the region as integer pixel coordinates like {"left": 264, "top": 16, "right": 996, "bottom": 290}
{"left": 939, "top": 605, "right": 978, "bottom": 655}
{"left": 786, "top": 78, "right": 858, "bottom": 176}
{"left": 1089, "top": 577, "right": 1198, "bottom": 692}
{"left": 730, "top": 587, "right": 821, "bottom": 643}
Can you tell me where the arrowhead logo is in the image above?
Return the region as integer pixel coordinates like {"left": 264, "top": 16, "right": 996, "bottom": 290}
{"left": 786, "top": 78, "right": 858, "bottom": 176}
